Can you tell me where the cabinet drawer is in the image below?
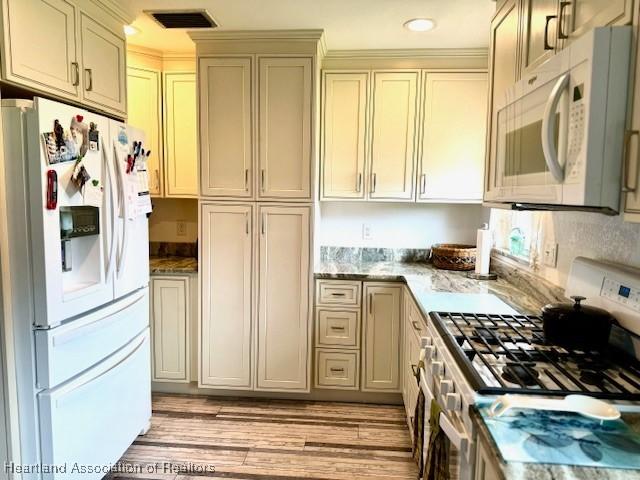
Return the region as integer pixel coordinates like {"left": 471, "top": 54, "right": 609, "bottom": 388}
{"left": 316, "top": 280, "right": 361, "bottom": 307}
{"left": 315, "top": 349, "right": 360, "bottom": 390}
{"left": 406, "top": 298, "right": 426, "bottom": 343}
{"left": 316, "top": 308, "right": 360, "bottom": 348}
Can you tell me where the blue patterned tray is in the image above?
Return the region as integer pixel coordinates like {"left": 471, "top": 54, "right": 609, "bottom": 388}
{"left": 478, "top": 404, "right": 640, "bottom": 469}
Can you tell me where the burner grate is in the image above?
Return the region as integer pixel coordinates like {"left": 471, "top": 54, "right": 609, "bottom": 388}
{"left": 430, "top": 312, "right": 640, "bottom": 401}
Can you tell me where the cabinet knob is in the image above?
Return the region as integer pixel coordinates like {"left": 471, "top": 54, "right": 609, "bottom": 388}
{"left": 445, "top": 393, "right": 461, "bottom": 412}
{"left": 439, "top": 379, "right": 453, "bottom": 395}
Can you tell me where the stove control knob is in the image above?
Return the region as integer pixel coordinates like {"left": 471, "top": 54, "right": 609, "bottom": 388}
{"left": 422, "top": 346, "right": 435, "bottom": 360}
{"left": 439, "top": 379, "right": 453, "bottom": 395}
{"left": 430, "top": 361, "right": 443, "bottom": 376}
{"left": 445, "top": 393, "right": 461, "bottom": 412}
{"left": 421, "top": 336, "right": 433, "bottom": 347}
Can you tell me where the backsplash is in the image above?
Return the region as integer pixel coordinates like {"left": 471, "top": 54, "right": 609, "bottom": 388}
{"left": 149, "top": 242, "right": 197, "bottom": 258}
{"left": 320, "top": 246, "right": 430, "bottom": 263}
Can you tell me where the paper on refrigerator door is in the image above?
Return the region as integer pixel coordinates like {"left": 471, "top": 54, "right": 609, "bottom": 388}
{"left": 135, "top": 159, "right": 152, "bottom": 216}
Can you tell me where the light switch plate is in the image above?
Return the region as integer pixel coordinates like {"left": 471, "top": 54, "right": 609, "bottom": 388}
{"left": 176, "top": 220, "right": 187, "bottom": 237}
{"left": 542, "top": 243, "right": 558, "bottom": 267}
{"left": 362, "top": 223, "right": 372, "bottom": 240}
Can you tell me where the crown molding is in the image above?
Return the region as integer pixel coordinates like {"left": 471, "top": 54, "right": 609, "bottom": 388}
{"left": 127, "top": 44, "right": 195, "bottom": 60}
{"left": 91, "top": 0, "right": 135, "bottom": 24}
{"left": 325, "top": 47, "right": 488, "bottom": 59}
{"left": 188, "top": 29, "right": 325, "bottom": 43}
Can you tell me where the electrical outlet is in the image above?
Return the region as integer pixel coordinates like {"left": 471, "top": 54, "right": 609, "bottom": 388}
{"left": 362, "top": 223, "right": 372, "bottom": 240}
{"left": 176, "top": 220, "right": 187, "bottom": 237}
{"left": 543, "top": 243, "right": 558, "bottom": 267}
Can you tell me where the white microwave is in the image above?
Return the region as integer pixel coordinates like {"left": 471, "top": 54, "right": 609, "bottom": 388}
{"left": 485, "top": 26, "right": 632, "bottom": 213}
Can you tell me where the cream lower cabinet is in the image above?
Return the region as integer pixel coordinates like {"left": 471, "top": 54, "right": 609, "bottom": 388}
{"left": 200, "top": 204, "right": 253, "bottom": 389}
{"left": 199, "top": 203, "right": 311, "bottom": 391}
{"left": 418, "top": 72, "right": 487, "bottom": 203}
{"left": 475, "top": 433, "right": 503, "bottom": 480}
{"left": 257, "top": 205, "right": 311, "bottom": 390}
{"left": 127, "top": 66, "right": 163, "bottom": 196}
{"left": 151, "top": 276, "right": 190, "bottom": 382}
{"left": 402, "top": 289, "right": 423, "bottom": 433}
{"left": 362, "top": 283, "right": 402, "bottom": 391}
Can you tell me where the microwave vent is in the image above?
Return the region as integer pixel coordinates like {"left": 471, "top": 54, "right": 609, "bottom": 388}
{"left": 147, "top": 10, "right": 217, "bottom": 29}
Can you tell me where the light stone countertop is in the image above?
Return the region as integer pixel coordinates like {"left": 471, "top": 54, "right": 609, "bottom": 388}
{"left": 149, "top": 256, "right": 198, "bottom": 274}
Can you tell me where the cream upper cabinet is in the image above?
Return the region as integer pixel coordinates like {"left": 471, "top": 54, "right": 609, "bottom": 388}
{"left": 369, "top": 71, "right": 419, "bottom": 201}
{"left": 485, "top": 0, "right": 521, "bottom": 201}
{"left": 200, "top": 204, "right": 253, "bottom": 389}
{"left": 79, "top": 13, "right": 126, "bottom": 115}
{"left": 127, "top": 67, "right": 163, "bottom": 196}
{"left": 321, "top": 72, "right": 369, "bottom": 200}
{"left": 257, "top": 205, "right": 310, "bottom": 391}
{"left": 151, "top": 276, "right": 190, "bottom": 382}
{"left": 258, "top": 57, "right": 312, "bottom": 200}
{"left": 164, "top": 72, "right": 198, "bottom": 198}
{"left": 521, "top": 0, "right": 560, "bottom": 73}
{"left": 561, "top": 0, "right": 633, "bottom": 43}
{"left": 199, "top": 57, "right": 253, "bottom": 198}
{"left": 1, "top": 0, "right": 79, "bottom": 97}
{"left": 418, "top": 72, "right": 487, "bottom": 203}
{"left": 362, "top": 283, "right": 401, "bottom": 392}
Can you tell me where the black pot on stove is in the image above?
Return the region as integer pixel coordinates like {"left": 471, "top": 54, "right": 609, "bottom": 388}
{"left": 541, "top": 295, "right": 617, "bottom": 351}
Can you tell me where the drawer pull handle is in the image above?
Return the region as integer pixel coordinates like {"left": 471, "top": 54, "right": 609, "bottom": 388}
{"left": 330, "top": 292, "right": 346, "bottom": 297}
{"left": 411, "top": 320, "right": 423, "bottom": 332}
{"left": 71, "top": 62, "right": 79, "bottom": 86}
{"left": 330, "top": 367, "right": 345, "bottom": 373}
{"left": 85, "top": 68, "right": 93, "bottom": 91}
{"left": 544, "top": 15, "right": 557, "bottom": 50}
{"left": 330, "top": 326, "right": 346, "bottom": 331}
{"left": 558, "top": 1, "right": 571, "bottom": 40}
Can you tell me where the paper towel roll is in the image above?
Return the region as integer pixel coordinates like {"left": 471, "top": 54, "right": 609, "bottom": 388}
{"left": 475, "top": 223, "right": 492, "bottom": 275}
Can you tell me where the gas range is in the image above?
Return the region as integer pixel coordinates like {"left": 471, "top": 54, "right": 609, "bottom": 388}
{"left": 430, "top": 312, "right": 640, "bottom": 401}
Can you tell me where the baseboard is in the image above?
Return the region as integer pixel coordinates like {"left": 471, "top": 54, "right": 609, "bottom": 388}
{"left": 152, "top": 381, "right": 403, "bottom": 405}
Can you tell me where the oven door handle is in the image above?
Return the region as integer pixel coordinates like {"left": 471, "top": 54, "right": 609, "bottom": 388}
{"left": 541, "top": 73, "right": 569, "bottom": 183}
{"left": 419, "top": 368, "right": 469, "bottom": 454}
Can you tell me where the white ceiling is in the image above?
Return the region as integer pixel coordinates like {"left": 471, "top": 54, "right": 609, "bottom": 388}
{"left": 124, "top": 0, "right": 496, "bottom": 53}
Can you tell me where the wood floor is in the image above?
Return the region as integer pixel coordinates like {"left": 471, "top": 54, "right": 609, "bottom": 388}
{"left": 112, "top": 393, "right": 419, "bottom": 480}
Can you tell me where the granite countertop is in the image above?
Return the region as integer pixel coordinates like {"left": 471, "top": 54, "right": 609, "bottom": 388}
{"left": 149, "top": 256, "right": 198, "bottom": 274}
{"left": 315, "top": 259, "right": 565, "bottom": 315}
{"left": 470, "top": 406, "right": 640, "bottom": 480}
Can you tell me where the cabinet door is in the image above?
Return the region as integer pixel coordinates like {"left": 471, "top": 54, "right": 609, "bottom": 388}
{"left": 521, "top": 0, "right": 560, "bottom": 74}
{"left": 485, "top": 0, "right": 521, "bottom": 200}
{"left": 127, "top": 67, "right": 163, "bottom": 196}
{"left": 257, "top": 205, "right": 310, "bottom": 390}
{"left": 418, "top": 73, "right": 488, "bottom": 203}
{"left": 200, "top": 57, "right": 253, "bottom": 198}
{"left": 321, "top": 72, "right": 369, "bottom": 200}
{"left": 560, "top": 0, "right": 633, "bottom": 44}
{"left": 258, "top": 57, "right": 312, "bottom": 200}
{"left": 475, "top": 435, "right": 503, "bottom": 480}
{"left": 164, "top": 72, "right": 198, "bottom": 197}
{"left": 79, "top": 13, "right": 126, "bottom": 115}
{"left": 200, "top": 204, "right": 253, "bottom": 388}
{"left": 151, "top": 276, "right": 189, "bottom": 382}
{"left": 2, "top": 0, "right": 79, "bottom": 97}
{"left": 369, "top": 71, "right": 419, "bottom": 201}
{"left": 362, "top": 284, "right": 401, "bottom": 391}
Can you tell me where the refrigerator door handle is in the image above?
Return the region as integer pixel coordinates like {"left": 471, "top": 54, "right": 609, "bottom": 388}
{"left": 103, "top": 138, "right": 117, "bottom": 279}
{"left": 113, "top": 142, "right": 129, "bottom": 278}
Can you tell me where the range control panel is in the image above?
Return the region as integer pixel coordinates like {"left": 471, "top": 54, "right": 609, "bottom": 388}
{"left": 601, "top": 277, "right": 640, "bottom": 313}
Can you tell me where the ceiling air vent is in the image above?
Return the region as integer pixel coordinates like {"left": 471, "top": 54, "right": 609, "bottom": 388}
{"left": 147, "top": 10, "right": 217, "bottom": 29}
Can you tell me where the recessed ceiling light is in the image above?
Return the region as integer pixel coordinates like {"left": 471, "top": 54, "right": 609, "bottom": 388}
{"left": 124, "top": 25, "right": 139, "bottom": 36}
{"left": 403, "top": 18, "right": 436, "bottom": 32}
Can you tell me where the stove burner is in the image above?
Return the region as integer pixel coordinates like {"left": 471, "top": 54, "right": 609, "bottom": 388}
{"left": 502, "top": 364, "right": 540, "bottom": 387}
{"left": 475, "top": 327, "right": 501, "bottom": 344}
{"left": 580, "top": 371, "right": 605, "bottom": 387}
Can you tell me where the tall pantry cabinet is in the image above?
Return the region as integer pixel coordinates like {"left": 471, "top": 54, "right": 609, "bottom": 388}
{"left": 192, "top": 31, "right": 323, "bottom": 392}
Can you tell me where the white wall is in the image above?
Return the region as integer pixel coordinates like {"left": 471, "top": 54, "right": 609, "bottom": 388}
{"left": 149, "top": 198, "right": 198, "bottom": 243}
{"left": 490, "top": 209, "right": 640, "bottom": 288}
{"left": 318, "top": 202, "right": 488, "bottom": 249}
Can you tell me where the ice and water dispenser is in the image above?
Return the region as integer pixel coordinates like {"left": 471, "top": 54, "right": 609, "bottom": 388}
{"left": 59, "top": 206, "right": 100, "bottom": 272}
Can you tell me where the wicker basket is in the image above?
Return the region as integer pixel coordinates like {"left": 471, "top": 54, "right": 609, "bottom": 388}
{"left": 431, "top": 244, "right": 476, "bottom": 271}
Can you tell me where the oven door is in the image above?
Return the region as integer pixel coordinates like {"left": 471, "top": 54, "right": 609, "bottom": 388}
{"left": 419, "top": 367, "right": 470, "bottom": 480}
{"left": 493, "top": 69, "right": 570, "bottom": 205}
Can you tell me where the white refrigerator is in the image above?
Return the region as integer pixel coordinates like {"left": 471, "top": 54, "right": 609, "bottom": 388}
{"left": 1, "top": 97, "right": 151, "bottom": 479}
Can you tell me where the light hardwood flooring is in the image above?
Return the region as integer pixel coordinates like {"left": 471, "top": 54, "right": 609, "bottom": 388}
{"left": 111, "top": 393, "right": 419, "bottom": 480}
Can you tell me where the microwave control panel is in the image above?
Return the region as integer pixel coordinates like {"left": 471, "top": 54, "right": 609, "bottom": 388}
{"left": 566, "top": 83, "right": 585, "bottom": 181}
